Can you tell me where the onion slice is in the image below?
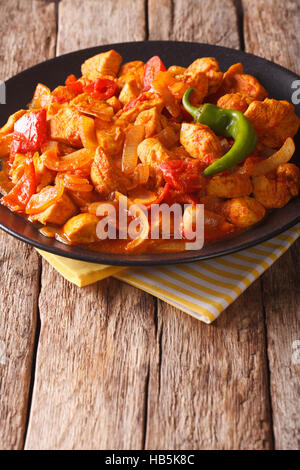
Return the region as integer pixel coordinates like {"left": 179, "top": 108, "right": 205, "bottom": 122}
{"left": 115, "top": 192, "right": 149, "bottom": 250}
{"left": 126, "top": 204, "right": 149, "bottom": 251}
{"left": 26, "top": 177, "right": 64, "bottom": 215}
{"left": 251, "top": 137, "right": 295, "bottom": 176}
{"left": 29, "top": 83, "right": 51, "bottom": 109}
{"left": 79, "top": 115, "right": 98, "bottom": 151}
{"left": 43, "top": 148, "right": 94, "bottom": 172}
{"left": 128, "top": 187, "right": 157, "bottom": 205}
{"left": 63, "top": 173, "right": 93, "bottom": 192}
{"left": 122, "top": 125, "right": 145, "bottom": 175}
{"left": 134, "top": 163, "right": 150, "bottom": 185}
{"left": 151, "top": 71, "right": 181, "bottom": 117}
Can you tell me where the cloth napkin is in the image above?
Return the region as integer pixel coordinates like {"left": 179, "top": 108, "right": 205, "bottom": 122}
{"left": 37, "top": 223, "right": 300, "bottom": 324}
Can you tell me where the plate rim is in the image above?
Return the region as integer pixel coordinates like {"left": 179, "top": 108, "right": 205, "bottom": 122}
{"left": 0, "top": 211, "right": 299, "bottom": 266}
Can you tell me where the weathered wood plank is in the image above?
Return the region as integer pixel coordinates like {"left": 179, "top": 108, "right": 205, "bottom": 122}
{"left": 25, "top": 268, "right": 156, "bottom": 449}
{"left": 57, "top": 0, "right": 146, "bottom": 54}
{"left": 0, "top": 0, "right": 56, "bottom": 450}
{"left": 0, "top": 236, "right": 40, "bottom": 450}
{"left": 243, "top": 0, "right": 300, "bottom": 450}
{"left": 149, "top": 0, "right": 240, "bottom": 47}
{"left": 0, "top": 0, "right": 57, "bottom": 81}
{"left": 243, "top": 0, "right": 300, "bottom": 74}
{"left": 25, "top": 0, "right": 157, "bottom": 450}
{"left": 146, "top": 0, "right": 273, "bottom": 450}
{"left": 146, "top": 284, "right": 273, "bottom": 449}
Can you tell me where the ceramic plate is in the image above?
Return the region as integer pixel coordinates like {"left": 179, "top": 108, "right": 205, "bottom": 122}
{"left": 0, "top": 41, "right": 299, "bottom": 265}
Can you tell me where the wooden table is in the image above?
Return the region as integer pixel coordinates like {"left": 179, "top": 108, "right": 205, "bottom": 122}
{"left": 0, "top": 0, "right": 299, "bottom": 450}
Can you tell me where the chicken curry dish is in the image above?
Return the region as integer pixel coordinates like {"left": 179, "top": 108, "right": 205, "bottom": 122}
{"left": 0, "top": 50, "right": 299, "bottom": 254}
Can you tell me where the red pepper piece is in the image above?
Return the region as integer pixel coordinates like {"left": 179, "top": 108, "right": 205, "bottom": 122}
{"left": 83, "top": 78, "right": 118, "bottom": 100}
{"left": 65, "top": 74, "right": 84, "bottom": 94}
{"left": 160, "top": 160, "right": 204, "bottom": 193}
{"left": 11, "top": 109, "right": 48, "bottom": 158}
{"left": 9, "top": 137, "right": 24, "bottom": 161}
{"left": 1, "top": 157, "right": 36, "bottom": 213}
{"left": 144, "top": 56, "right": 166, "bottom": 89}
{"left": 146, "top": 183, "right": 170, "bottom": 209}
{"left": 123, "top": 93, "right": 148, "bottom": 112}
{"left": 51, "top": 95, "right": 68, "bottom": 104}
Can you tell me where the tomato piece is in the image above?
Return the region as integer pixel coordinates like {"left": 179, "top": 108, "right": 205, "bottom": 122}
{"left": 65, "top": 74, "right": 84, "bottom": 94}
{"left": 83, "top": 78, "right": 118, "bottom": 100}
{"left": 1, "top": 157, "right": 36, "bottom": 213}
{"left": 160, "top": 160, "right": 204, "bottom": 193}
{"left": 144, "top": 56, "right": 166, "bottom": 89}
{"left": 11, "top": 109, "right": 48, "bottom": 157}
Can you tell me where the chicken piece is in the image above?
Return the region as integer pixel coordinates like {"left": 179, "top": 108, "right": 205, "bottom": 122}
{"left": 118, "top": 80, "right": 140, "bottom": 106}
{"left": 223, "top": 196, "right": 266, "bottom": 227}
{"left": 252, "top": 163, "right": 300, "bottom": 208}
{"left": 171, "top": 146, "right": 190, "bottom": 159}
{"left": 244, "top": 98, "right": 300, "bottom": 148}
{"left": 156, "top": 125, "right": 180, "bottom": 149}
{"left": 51, "top": 85, "right": 77, "bottom": 103}
{"left": 150, "top": 71, "right": 185, "bottom": 117}
{"left": 277, "top": 163, "right": 300, "bottom": 196}
{"left": 137, "top": 138, "right": 170, "bottom": 168}
{"left": 179, "top": 70, "right": 208, "bottom": 104}
{"left": 222, "top": 62, "right": 268, "bottom": 100}
{"left": 217, "top": 92, "right": 255, "bottom": 112}
{"left": 135, "top": 108, "right": 162, "bottom": 138}
{"left": 118, "top": 60, "right": 145, "bottom": 88}
{"left": 184, "top": 58, "right": 223, "bottom": 95}
{"left": 70, "top": 93, "right": 114, "bottom": 120}
{"left": 33, "top": 153, "right": 55, "bottom": 191}
{"left": 199, "top": 195, "right": 224, "bottom": 214}
{"left": 95, "top": 125, "right": 124, "bottom": 156}
{"left": 137, "top": 138, "right": 171, "bottom": 186}
{"left": 46, "top": 102, "right": 62, "bottom": 120}
{"left": 180, "top": 123, "right": 222, "bottom": 164}
{"left": 49, "top": 107, "right": 82, "bottom": 147}
{"left": 30, "top": 192, "right": 77, "bottom": 225}
{"left": 168, "top": 65, "right": 186, "bottom": 79}
{"left": 9, "top": 153, "right": 26, "bottom": 183}
{"left": 0, "top": 169, "right": 13, "bottom": 195}
{"left": 81, "top": 50, "right": 122, "bottom": 79}
{"left": 106, "top": 96, "right": 122, "bottom": 113}
{"left": 114, "top": 92, "right": 164, "bottom": 126}
{"left": 91, "top": 147, "right": 129, "bottom": 197}
{"left": 206, "top": 173, "right": 253, "bottom": 198}
{"left": 67, "top": 190, "right": 99, "bottom": 210}
{"left": 63, "top": 213, "right": 99, "bottom": 244}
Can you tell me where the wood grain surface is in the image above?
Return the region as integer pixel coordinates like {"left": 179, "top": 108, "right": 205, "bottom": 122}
{"left": 25, "top": 0, "right": 157, "bottom": 450}
{"left": 146, "top": 0, "right": 273, "bottom": 450}
{"left": 0, "top": 0, "right": 56, "bottom": 450}
{"left": 0, "top": 0, "right": 299, "bottom": 450}
{"left": 243, "top": 0, "right": 300, "bottom": 450}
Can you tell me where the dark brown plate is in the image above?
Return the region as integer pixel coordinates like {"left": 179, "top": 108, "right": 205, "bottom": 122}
{"left": 0, "top": 41, "right": 299, "bottom": 266}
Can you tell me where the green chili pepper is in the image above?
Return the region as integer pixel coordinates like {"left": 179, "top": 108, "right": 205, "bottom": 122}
{"left": 182, "top": 88, "right": 257, "bottom": 177}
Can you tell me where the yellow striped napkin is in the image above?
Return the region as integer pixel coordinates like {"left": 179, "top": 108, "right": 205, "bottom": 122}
{"left": 37, "top": 223, "right": 300, "bottom": 324}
